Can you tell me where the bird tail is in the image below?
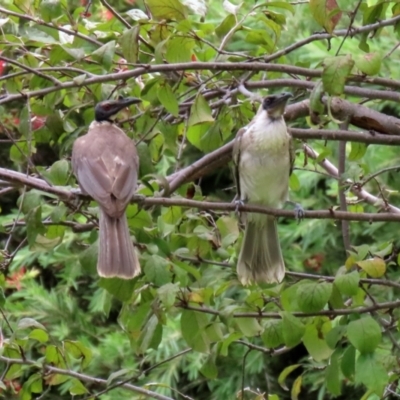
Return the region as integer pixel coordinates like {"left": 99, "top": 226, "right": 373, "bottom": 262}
{"left": 98, "top": 209, "right": 140, "bottom": 279}
{"left": 237, "top": 215, "right": 285, "bottom": 285}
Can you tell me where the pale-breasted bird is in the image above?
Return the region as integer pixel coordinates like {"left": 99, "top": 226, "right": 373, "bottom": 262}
{"left": 233, "top": 92, "right": 295, "bottom": 285}
{"left": 72, "top": 97, "right": 141, "bottom": 279}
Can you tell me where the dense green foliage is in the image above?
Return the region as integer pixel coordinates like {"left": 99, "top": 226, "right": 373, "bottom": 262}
{"left": 1, "top": 0, "right": 400, "bottom": 399}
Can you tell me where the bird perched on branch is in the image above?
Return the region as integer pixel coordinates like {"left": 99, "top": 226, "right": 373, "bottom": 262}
{"left": 233, "top": 92, "right": 299, "bottom": 285}
{"left": 72, "top": 97, "right": 141, "bottom": 279}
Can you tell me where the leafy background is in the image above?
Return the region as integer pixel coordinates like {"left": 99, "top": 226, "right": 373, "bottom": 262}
{"left": 1, "top": 0, "right": 400, "bottom": 399}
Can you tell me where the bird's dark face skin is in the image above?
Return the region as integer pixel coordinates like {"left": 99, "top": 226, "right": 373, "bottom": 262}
{"left": 262, "top": 92, "right": 293, "bottom": 120}
{"left": 94, "top": 97, "right": 142, "bottom": 122}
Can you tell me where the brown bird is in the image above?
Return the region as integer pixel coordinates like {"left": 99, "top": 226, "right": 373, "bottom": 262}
{"left": 233, "top": 92, "right": 297, "bottom": 285}
{"left": 72, "top": 97, "right": 141, "bottom": 279}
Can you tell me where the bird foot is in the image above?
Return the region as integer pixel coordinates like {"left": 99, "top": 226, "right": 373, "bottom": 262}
{"left": 234, "top": 199, "right": 245, "bottom": 214}
{"left": 132, "top": 194, "right": 146, "bottom": 207}
{"left": 286, "top": 201, "right": 305, "bottom": 223}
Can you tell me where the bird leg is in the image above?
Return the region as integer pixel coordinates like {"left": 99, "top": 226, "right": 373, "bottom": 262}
{"left": 285, "top": 200, "right": 305, "bottom": 223}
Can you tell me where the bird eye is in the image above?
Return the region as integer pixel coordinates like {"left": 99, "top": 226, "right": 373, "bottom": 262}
{"left": 102, "top": 103, "right": 111, "bottom": 110}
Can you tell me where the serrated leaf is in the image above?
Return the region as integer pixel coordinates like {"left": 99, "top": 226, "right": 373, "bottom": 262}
{"left": 281, "top": 312, "right": 305, "bottom": 347}
{"left": 347, "top": 317, "right": 381, "bottom": 354}
{"left": 181, "top": 309, "right": 210, "bottom": 353}
{"left": 157, "top": 282, "right": 179, "bottom": 309}
{"left": 92, "top": 41, "right": 115, "bottom": 69}
{"left": 188, "top": 95, "right": 214, "bottom": 126}
{"left": 322, "top": 55, "right": 354, "bottom": 96}
{"left": 120, "top": 26, "right": 140, "bottom": 63}
{"left": 278, "top": 363, "right": 301, "bottom": 390}
{"left": 297, "top": 281, "right": 332, "bottom": 312}
{"left": 355, "top": 353, "right": 388, "bottom": 396}
{"left": 334, "top": 271, "right": 360, "bottom": 296}
{"left": 357, "top": 257, "right": 386, "bottom": 278}
{"left": 158, "top": 82, "right": 179, "bottom": 117}
{"left": 146, "top": 0, "right": 187, "bottom": 21}
{"left": 261, "top": 320, "right": 284, "bottom": 348}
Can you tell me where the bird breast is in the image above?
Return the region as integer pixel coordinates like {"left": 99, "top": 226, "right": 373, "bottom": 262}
{"left": 239, "top": 117, "right": 290, "bottom": 208}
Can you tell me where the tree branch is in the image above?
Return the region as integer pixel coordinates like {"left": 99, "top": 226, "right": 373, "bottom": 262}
{"left": 0, "top": 356, "right": 173, "bottom": 400}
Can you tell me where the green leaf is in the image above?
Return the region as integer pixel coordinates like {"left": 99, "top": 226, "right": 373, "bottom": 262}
{"left": 289, "top": 172, "right": 300, "bottom": 191}
{"left": 40, "top": 0, "right": 63, "bottom": 22}
{"left": 64, "top": 340, "right": 93, "bottom": 369}
{"left": 158, "top": 82, "right": 179, "bottom": 117}
{"left": 144, "top": 255, "right": 172, "bottom": 286}
{"left": 138, "top": 314, "right": 163, "bottom": 353}
{"left": 334, "top": 271, "right": 360, "bottom": 296}
{"left": 356, "top": 257, "right": 386, "bottom": 278}
{"left": 355, "top": 353, "right": 388, "bottom": 396}
{"left": 278, "top": 363, "right": 301, "bottom": 390}
{"left": 46, "top": 159, "right": 69, "bottom": 185}
{"left": 309, "top": 0, "right": 342, "bottom": 33}
{"left": 157, "top": 282, "right": 179, "bottom": 309}
{"left": 261, "top": 320, "right": 284, "bottom": 348}
{"left": 302, "top": 324, "right": 334, "bottom": 362}
{"left": 267, "top": 1, "right": 295, "bottom": 14}
{"left": 200, "top": 356, "right": 218, "bottom": 379}
{"left": 347, "top": 317, "right": 381, "bottom": 354}
{"left": 326, "top": 350, "right": 341, "bottom": 396}
{"left": 354, "top": 53, "right": 382, "bottom": 76}
{"left": 146, "top": 0, "right": 187, "bottom": 21}
{"left": 341, "top": 345, "right": 355, "bottom": 379}
{"left": 69, "top": 379, "right": 88, "bottom": 395}
{"left": 165, "top": 37, "right": 195, "bottom": 63}
{"left": 322, "top": 55, "right": 355, "bottom": 95}
{"left": 91, "top": 41, "right": 116, "bottom": 70}
{"left": 348, "top": 142, "right": 367, "bottom": 161}
{"left": 120, "top": 26, "right": 140, "bottom": 63}
{"left": 188, "top": 94, "right": 214, "bottom": 126}
{"left": 235, "top": 317, "right": 262, "bottom": 337}
{"left": 98, "top": 277, "right": 136, "bottom": 302}
{"left": 297, "top": 281, "right": 332, "bottom": 312}
{"left": 281, "top": 312, "right": 305, "bottom": 347}
{"left": 215, "top": 14, "right": 236, "bottom": 38}
{"left": 291, "top": 374, "right": 302, "bottom": 400}
{"left": 181, "top": 309, "right": 210, "bottom": 352}
{"left": 29, "top": 329, "right": 49, "bottom": 343}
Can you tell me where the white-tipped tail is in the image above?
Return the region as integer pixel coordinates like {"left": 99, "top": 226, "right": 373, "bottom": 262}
{"left": 98, "top": 209, "right": 140, "bottom": 279}
{"left": 237, "top": 215, "right": 285, "bottom": 285}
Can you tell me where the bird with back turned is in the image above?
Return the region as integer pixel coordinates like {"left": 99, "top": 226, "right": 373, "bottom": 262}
{"left": 71, "top": 97, "right": 141, "bottom": 279}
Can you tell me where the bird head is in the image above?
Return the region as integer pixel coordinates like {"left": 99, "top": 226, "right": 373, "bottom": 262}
{"left": 262, "top": 92, "right": 293, "bottom": 120}
{"left": 94, "top": 97, "right": 141, "bottom": 122}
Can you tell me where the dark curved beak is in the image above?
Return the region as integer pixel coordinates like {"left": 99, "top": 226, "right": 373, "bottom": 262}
{"left": 119, "top": 97, "right": 142, "bottom": 107}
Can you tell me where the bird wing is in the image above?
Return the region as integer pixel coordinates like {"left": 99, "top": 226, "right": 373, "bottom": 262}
{"left": 72, "top": 131, "right": 138, "bottom": 217}
{"left": 233, "top": 127, "right": 246, "bottom": 201}
{"left": 288, "top": 128, "right": 295, "bottom": 176}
